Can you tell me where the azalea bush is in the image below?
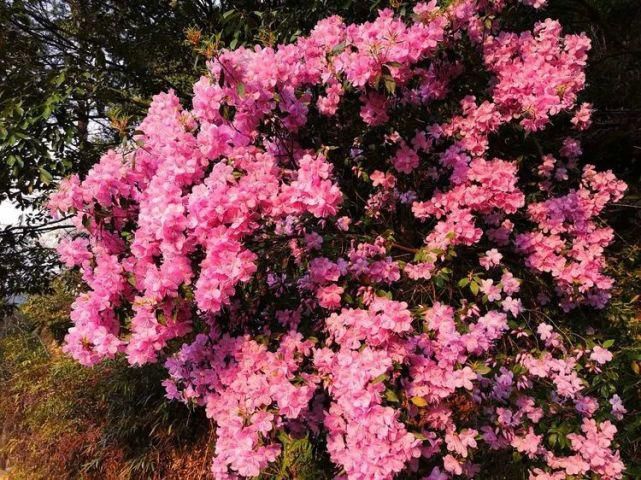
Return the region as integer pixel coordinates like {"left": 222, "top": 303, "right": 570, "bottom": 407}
{"left": 48, "top": 1, "right": 631, "bottom": 478}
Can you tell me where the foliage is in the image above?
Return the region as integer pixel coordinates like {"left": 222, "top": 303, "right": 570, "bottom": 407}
{"left": 18, "top": 271, "right": 79, "bottom": 340}
{"left": 0, "top": 312, "right": 211, "bottom": 479}
{"left": 0, "top": 226, "right": 59, "bottom": 313}
{"left": 597, "top": 245, "right": 641, "bottom": 477}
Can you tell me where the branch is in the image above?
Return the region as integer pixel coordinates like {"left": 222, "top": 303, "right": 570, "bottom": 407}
{"left": 0, "top": 216, "right": 74, "bottom": 236}
{"left": 391, "top": 242, "right": 419, "bottom": 254}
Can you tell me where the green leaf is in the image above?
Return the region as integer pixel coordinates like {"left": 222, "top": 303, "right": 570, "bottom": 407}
{"left": 603, "top": 339, "right": 615, "bottom": 349}
{"left": 39, "top": 167, "right": 53, "bottom": 185}
{"left": 330, "top": 42, "right": 347, "bottom": 55}
{"left": 470, "top": 281, "right": 479, "bottom": 296}
{"left": 411, "top": 396, "right": 427, "bottom": 407}
{"left": 548, "top": 433, "right": 558, "bottom": 447}
{"left": 472, "top": 362, "right": 492, "bottom": 375}
{"left": 290, "top": 30, "right": 302, "bottom": 42}
{"left": 383, "top": 75, "right": 396, "bottom": 94}
{"left": 385, "top": 389, "right": 400, "bottom": 403}
{"left": 219, "top": 103, "right": 236, "bottom": 121}
{"left": 371, "top": 373, "right": 388, "bottom": 385}
{"left": 52, "top": 71, "right": 66, "bottom": 86}
{"left": 376, "top": 289, "right": 393, "bottom": 300}
{"left": 372, "top": 73, "right": 381, "bottom": 90}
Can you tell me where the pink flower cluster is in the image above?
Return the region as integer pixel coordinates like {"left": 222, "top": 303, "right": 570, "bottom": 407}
{"left": 164, "top": 331, "right": 316, "bottom": 478}
{"left": 50, "top": 1, "right": 627, "bottom": 478}
{"left": 516, "top": 164, "right": 626, "bottom": 310}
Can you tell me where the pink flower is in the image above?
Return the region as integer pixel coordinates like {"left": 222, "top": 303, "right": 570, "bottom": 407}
{"left": 443, "top": 454, "right": 463, "bottom": 475}
{"left": 571, "top": 102, "right": 593, "bottom": 130}
{"left": 590, "top": 346, "right": 613, "bottom": 364}
{"left": 511, "top": 428, "right": 541, "bottom": 457}
{"left": 480, "top": 279, "right": 502, "bottom": 302}
{"left": 336, "top": 216, "right": 351, "bottom": 231}
{"left": 609, "top": 394, "right": 627, "bottom": 421}
{"left": 317, "top": 284, "right": 344, "bottom": 310}
{"left": 537, "top": 323, "right": 553, "bottom": 341}
{"left": 480, "top": 248, "right": 503, "bottom": 270}
{"left": 502, "top": 297, "right": 523, "bottom": 316}
{"left": 57, "top": 237, "right": 92, "bottom": 268}
{"left": 371, "top": 170, "right": 397, "bottom": 189}
{"left": 391, "top": 143, "right": 420, "bottom": 174}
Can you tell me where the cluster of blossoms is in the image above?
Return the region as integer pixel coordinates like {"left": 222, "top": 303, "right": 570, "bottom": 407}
{"left": 164, "top": 330, "right": 317, "bottom": 477}
{"left": 50, "top": 0, "right": 628, "bottom": 478}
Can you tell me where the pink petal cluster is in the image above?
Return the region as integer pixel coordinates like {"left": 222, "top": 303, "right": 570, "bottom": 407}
{"left": 164, "top": 331, "right": 316, "bottom": 479}
{"left": 49, "top": 1, "right": 628, "bottom": 478}
{"left": 516, "top": 164, "right": 626, "bottom": 310}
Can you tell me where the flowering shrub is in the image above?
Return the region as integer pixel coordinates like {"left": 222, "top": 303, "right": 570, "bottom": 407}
{"left": 49, "top": 1, "right": 629, "bottom": 478}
